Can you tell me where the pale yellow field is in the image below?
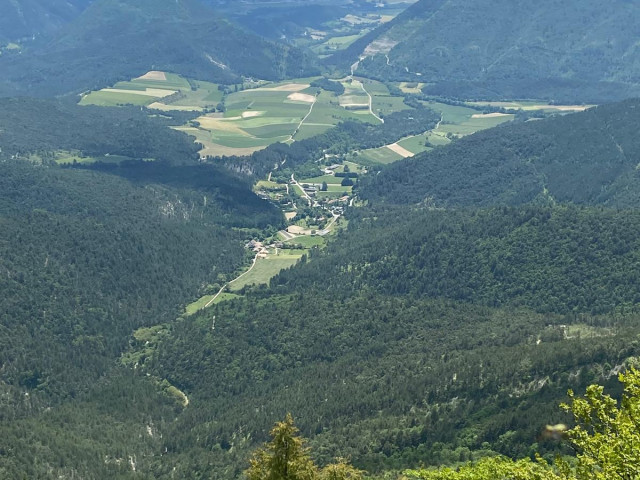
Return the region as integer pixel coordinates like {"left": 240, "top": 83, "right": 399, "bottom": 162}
{"left": 259, "top": 83, "right": 311, "bottom": 92}
{"left": 387, "top": 143, "right": 415, "bottom": 158}
{"left": 195, "top": 116, "right": 251, "bottom": 135}
{"left": 102, "top": 88, "right": 177, "bottom": 97}
{"left": 241, "top": 111, "right": 265, "bottom": 118}
{"left": 399, "top": 82, "right": 425, "bottom": 94}
{"left": 471, "top": 113, "right": 513, "bottom": 119}
{"left": 287, "top": 93, "right": 316, "bottom": 103}
{"left": 148, "top": 102, "right": 203, "bottom": 111}
{"left": 173, "top": 127, "right": 263, "bottom": 158}
{"left": 136, "top": 71, "right": 167, "bottom": 81}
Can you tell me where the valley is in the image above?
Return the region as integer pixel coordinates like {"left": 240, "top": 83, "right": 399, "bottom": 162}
{"left": 2, "top": 0, "right": 640, "bottom": 478}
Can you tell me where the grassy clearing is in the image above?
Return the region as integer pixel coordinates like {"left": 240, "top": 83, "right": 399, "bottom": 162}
{"left": 185, "top": 292, "right": 241, "bottom": 315}
{"left": 358, "top": 146, "right": 404, "bottom": 165}
{"left": 185, "top": 295, "right": 216, "bottom": 315}
{"left": 255, "top": 180, "right": 283, "bottom": 189}
{"left": 79, "top": 90, "right": 155, "bottom": 106}
{"left": 425, "top": 101, "right": 515, "bottom": 137}
{"left": 325, "top": 185, "right": 352, "bottom": 193}
{"left": 285, "top": 236, "right": 326, "bottom": 248}
{"left": 437, "top": 115, "right": 514, "bottom": 137}
{"left": 300, "top": 174, "right": 342, "bottom": 184}
{"left": 398, "top": 82, "right": 425, "bottom": 94}
{"left": 229, "top": 254, "right": 303, "bottom": 291}
{"left": 467, "top": 101, "right": 594, "bottom": 112}
{"left": 80, "top": 71, "right": 220, "bottom": 111}
{"left": 397, "top": 135, "right": 431, "bottom": 154}
{"left": 311, "top": 34, "right": 362, "bottom": 54}
{"left": 565, "top": 324, "right": 614, "bottom": 339}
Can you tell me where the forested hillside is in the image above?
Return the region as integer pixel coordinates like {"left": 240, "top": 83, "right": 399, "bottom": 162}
{"left": 118, "top": 205, "right": 640, "bottom": 478}
{"left": 360, "top": 99, "right": 640, "bottom": 207}
{"left": 328, "top": 0, "right": 640, "bottom": 102}
{"left": 0, "top": 0, "right": 317, "bottom": 97}
{"left": 0, "top": 97, "right": 282, "bottom": 476}
{"left": 0, "top": 0, "right": 91, "bottom": 42}
{"left": 0, "top": 97, "right": 200, "bottom": 162}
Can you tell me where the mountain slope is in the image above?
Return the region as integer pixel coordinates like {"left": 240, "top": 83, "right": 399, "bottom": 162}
{"left": 0, "top": 0, "right": 92, "bottom": 42}
{"left": 328, "top": 0, "right": 640, "bottom": 102}
{"left": 124, "top": 205, "right": 640, "bottom": 478}
{"left": 0, "top": 0, "right": 317, "bottom": 97}
{"left": 360, "top": 99, "right": 640, "bottom": 207}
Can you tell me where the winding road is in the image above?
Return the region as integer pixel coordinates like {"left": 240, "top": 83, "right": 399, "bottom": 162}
{"left": 204, "top": 253, "right": 260, "bottom": 307}
{"left": 358, "top": 80, "right": 384, "bottom": 124}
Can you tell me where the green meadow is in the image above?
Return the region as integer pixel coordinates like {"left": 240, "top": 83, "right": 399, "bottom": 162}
{"left": 228, "top": 254, "right": 304, "bottom": 291}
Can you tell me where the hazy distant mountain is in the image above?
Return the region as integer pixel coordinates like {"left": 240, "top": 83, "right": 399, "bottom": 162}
{"left": 0, "top": 0, "right": 317, "bottom": 97}
{"left": 328, "top": 0, "right": 640, "bottom": 102}
{"left": 0, "top": 0, "right": 92, "bottom": 42}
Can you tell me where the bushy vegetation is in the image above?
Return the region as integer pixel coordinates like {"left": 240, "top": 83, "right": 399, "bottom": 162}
{"left": 407, "top": 368, "right": 640, "bottom": 479}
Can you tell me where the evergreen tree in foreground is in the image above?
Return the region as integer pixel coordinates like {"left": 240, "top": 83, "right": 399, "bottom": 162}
{"left": 246, "top": 414, "right": 364, "bottom": 480}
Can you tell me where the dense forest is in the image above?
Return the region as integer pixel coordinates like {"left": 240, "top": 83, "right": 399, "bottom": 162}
{"left": 360, "top": 99, "right": 640, "bottom": 207}
{"left": 0, "top": 97, "right": 200, "bottom": 162}
{"left": 0, "top": 134, "right": 281, "bottom": 477}
{"left": 109, "top": 204, "right": 640, "bottom": 478}
{"left": 3, "top": 0, "right": 640, "bottom": 476}
{"left": 0, "top": 0, "right": 317, "bottom": 97}
{"left": 327, "top": 0, "right": 640, "bottom": 102}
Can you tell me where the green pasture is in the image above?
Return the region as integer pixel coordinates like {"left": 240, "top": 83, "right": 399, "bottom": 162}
{"left": 185, "top": 295, "right": 215, "bottom": 315}
{"left": 300, "top": 174, "right": 342, "bottom": 184}
{"left": 185, "top": 292, "right": 241, "bottom": 315}
{"left": 437, "top": 114, "right": 514, "bottom": 137}
{"left": 284, "top": 236, "right": 326, "bottom": 248}
{"left": 317, "top": 191, "right": 349, "bottom": 199}
{"left": 426, "top": 131, "right": 452, "bottom": 146}
{"left": 467, "top": 101, "right": 594, "bottom": 112}
{"left": 325, "top": 184, "right": 352, "bottom": 193}
{"left": 397, "top": 135, "right": 431, "bottom": 154}
{"left": 79, "top": 90, "right": 155, "bottom": 107}
{"left": 312, "top": 34, "right": 362, "bottom": 54}
{"left": 229, "top": 254, "right": 303, "bottom": 291}
{"left": 295, "top": 124, "right": 334, "bottom": 140}
{"left": 358, "top": 146, "right": 404, "bottom": 165}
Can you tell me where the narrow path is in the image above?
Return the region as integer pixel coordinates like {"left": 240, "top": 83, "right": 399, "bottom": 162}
{"left": 286, "top": 94, "right": 318, "bottom": 142}
{"left": 204, "top": 253, "right": 260, "bottom": 307}
{"left": 358, "top": 80, "right": 384, "bottom": 124}
{"left": 319, "top": 213, "right": 340, "bottom": 236}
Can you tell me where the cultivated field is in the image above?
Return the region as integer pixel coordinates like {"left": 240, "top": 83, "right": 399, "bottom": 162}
{"left": 80, "top": 72, "right": 194, "bottom": 107}
{"left": 358, "top": 100, "right": 515, "bottom": 164}
{"left": 467, "top": 101, "right": 594, "bottom": 112}
{"left": 193, "top": 78, "right": 392, "bottom": 157}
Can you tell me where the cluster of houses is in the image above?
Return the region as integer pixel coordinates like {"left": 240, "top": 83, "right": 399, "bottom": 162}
{"left": 245, "top": 239, "right": 284, "bottom": 258}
